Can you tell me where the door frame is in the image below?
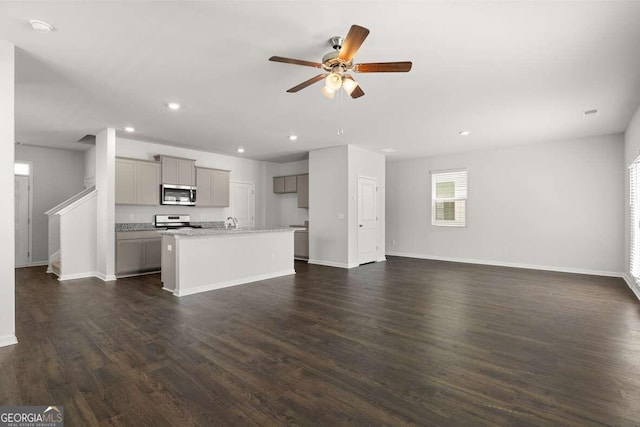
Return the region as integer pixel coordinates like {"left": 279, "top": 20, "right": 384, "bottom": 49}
{"left": 229, "top": 180, "right": 255, "bottom": 228}
{"left": 357, "top": 175, "right": 378, "bottom": 265}
{"left": 15, "top": 161, "right": 34, "bottom": 267}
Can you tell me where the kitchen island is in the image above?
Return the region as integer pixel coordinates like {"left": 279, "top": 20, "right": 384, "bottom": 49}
{"left": 160, "top": 228, "right": 295, "bottom": 297}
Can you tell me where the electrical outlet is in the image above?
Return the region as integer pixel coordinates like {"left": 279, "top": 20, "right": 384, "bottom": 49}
{"left": 167, "top": 245, "right": 172, "bottom": 252}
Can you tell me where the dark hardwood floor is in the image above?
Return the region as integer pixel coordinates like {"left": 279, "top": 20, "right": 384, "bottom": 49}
{"left": 1, "top": 258, "right": 640, "bottom": 426}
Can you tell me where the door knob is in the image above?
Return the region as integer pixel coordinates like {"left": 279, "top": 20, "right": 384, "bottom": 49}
{"left": 359, "top": 224, "right": 363, "bottom": 227}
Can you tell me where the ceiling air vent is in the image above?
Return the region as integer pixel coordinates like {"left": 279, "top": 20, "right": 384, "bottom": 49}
{"left": 583, "top": 109, "right": 599, "bottom": 116}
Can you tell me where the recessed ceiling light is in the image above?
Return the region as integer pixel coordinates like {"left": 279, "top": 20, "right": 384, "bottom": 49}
{"left": 584, "top": 108, "right": 599, "bottom": 116}
{"left": 381, "top": 148, "right": 397, "bottom": 153}
{"left": 459, "top": 131, "right": 471, "bottom": 136}
{"left": 30, "top": 19, "right": 53, "bottom": 33}
{"left": 288, "top": 135, "right": 298, "bottom": 141}
{"left": 167, "top": 102, "right": 181, "bottom": 110}
{"left": 124, "top": 126, "right": 135, "bottom": 133}
{"left": 237, "top": 148, "right": 245, "bottom": 153}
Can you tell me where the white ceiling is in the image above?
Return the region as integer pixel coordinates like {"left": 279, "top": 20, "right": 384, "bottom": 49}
{"left": 2, "top": 1, "right": 640, "bottom": 162}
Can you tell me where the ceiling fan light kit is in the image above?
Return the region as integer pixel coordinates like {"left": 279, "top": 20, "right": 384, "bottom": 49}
{"left": 269, "top": 24, "right": 412, "bottom": 99}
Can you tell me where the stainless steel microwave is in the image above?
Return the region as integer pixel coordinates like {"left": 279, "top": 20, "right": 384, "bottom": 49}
{"left": 161, "top": 184, "right": 197, "bottom": 206}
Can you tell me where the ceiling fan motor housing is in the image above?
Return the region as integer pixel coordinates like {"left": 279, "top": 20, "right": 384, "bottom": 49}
{"left": 328, "top": 36, "right": 343, "bottom": 50}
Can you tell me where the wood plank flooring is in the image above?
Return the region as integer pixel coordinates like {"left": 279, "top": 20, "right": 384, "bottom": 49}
{"left": 2, "top": 257, "right": 640, "bottom": 426}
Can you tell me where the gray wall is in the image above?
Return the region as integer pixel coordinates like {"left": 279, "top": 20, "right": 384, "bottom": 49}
{"left": 15, "top": 145, "right": 85, "bottom": 263}
{"left": 386, "top": 134, "right": 624, "bottom": 274}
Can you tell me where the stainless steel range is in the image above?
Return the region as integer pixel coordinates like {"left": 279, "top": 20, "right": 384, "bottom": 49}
{"left": 154, "top": 214, "right": 203, "bottom": 230}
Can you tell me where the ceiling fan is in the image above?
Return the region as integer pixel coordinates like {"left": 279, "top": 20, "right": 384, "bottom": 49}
{"left": 269, "top": 25, "right": 412, "bottom": 99}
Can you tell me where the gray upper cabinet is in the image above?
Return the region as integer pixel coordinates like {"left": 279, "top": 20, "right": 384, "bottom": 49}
{"left": 297, "top": 174, "right": 309, "bottom": 208}
{"left": 212, "top": 170, "right": 230, "bottom": 207}
{"left": 273, "top": 176, "right": 285, "bottom": 193}
{"left": 273, "top": 174, "right": 309, "bottom": 209}
{"left": 115, "top": 158, "right": 160, "bottom": 205}
{"left": 196, "top": 167, "right": 213, "bottom": 206}
{"left": 154, "top": 155, "right": 196, "bottom": 185}
{"left": 284, "top": 176, "right": 297, "bottom": 193}
{"left": 196, "top": 167, "right": 230, "bottom": 207}
{"left": 115, "top": 158, "right": 136, "bottom": 204}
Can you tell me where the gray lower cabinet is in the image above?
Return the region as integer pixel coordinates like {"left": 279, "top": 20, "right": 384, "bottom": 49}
{"left": 294, "top": 230, "right": 309, "bottom": 259}
{"left": 115, "top": 158, "right": 161, "bottom": 205}
{"left": 195, "top": 167, "right": 230, "bottom": 207}
{"left": 116, "top": 231, "right": 162, "bottom": 275}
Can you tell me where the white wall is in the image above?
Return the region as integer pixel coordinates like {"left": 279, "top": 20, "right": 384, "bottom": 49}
{"left": 348, "top": 146, "right": 386, "bottom": 265}
{"left": 386, "top": 134, "right": 624, "bottom": 275}
{"left": 116, "top": 138, "right": 268, "bottom": 226}
{"left": 84, "top": 146, "right": 96, "bottom": 188}
{"left": 309, "top": 146, "right": 349, "bottom": 267}
{"left": 15, "top": 145, "right": 85, "bottom": 263}
{"left": 95, "top": 128, "right": 116, "bottom": 281}
{"left": 264, "top": 159, "right": 309, "bottom": 228}
{"left": 0, "top": 41, "right": 15, "bottom": 346}
{"left": 624, "top": 103, "right": 640, "bottom": 297}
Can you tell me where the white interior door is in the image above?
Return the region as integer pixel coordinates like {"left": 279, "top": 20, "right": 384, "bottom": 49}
{"left": 229, "top": 182, "right": 255, "bottom": 229}
{"left": 15, "top": 175, "right": 30, "bottom": 267}
{"left": 358, "top": 176, "right": 378, "bottom": 265}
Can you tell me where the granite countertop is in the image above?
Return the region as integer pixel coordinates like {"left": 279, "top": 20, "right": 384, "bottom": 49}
{"left": 116, "top": 221, "right": 226, "bottom": 232}
{"left": 161, "top": 228, "right": 294, "bottom": 237}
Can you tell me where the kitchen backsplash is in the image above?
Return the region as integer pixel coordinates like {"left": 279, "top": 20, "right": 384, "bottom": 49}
{"left": 115, "top": 205, "right": 229, "bottom": 223}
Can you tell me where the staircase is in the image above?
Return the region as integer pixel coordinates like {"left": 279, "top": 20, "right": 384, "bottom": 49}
{"left": 45, "top": 187, "right": 97, "bottom": 280}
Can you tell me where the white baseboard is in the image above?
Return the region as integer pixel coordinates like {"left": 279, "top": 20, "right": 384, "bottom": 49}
{"left": 385, "top": 251, "right": 623, "bottom": 278}
{"left": 161, "top": 287, "right": 175, "bottom": 294}
{"left": 58, "top": 271, "right": 100, "bottom": 281}
{"left": 308, "top": 259, "right": 359, "bottom": 269}
{"left": 95, "top": 273, "right": 117, "bottom": 282}
{"left": 0, "top": 334, "right": 18, "bottom": 347}
{"left": 622, "top": 274, "right": 640, "bottom": 301}
{"left": 376, "top": 257, "right": 387, "bottom": 262}
{"left": 175, "top": 269, "right": 296, "bottom": 297}
{"left": 29, "top": 261, "right": 49, "bottom": 267}
{"left": 116, "top": 270, "right": 160, "bottom": 279}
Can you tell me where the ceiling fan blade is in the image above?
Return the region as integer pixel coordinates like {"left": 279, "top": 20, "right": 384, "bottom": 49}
{"left": 353, "top": 62, "right": 413, "bottom": 73}
{"left": 286, "top": 74, "right": 327, "bottom": 93}
{"left": 269, "top": 56, "right": 323, "bottom": 69}
{"left": 343, "top": 75, "right": 365, "bottom": 99}
{"left": 338, "top": 25, "right": 370, "bottom": 62}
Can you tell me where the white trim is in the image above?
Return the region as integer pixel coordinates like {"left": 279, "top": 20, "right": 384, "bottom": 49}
{"left": 623, "top": 274, "right": 640, "bottom": 301}
{"left": 0, "top": 334, "right": 18, "bottom": 347}
{"left": 376, "top": 257, "right": 387, "bottom": 262}
{"left": 385, "top": 251, "right": 624, "bottom": 278}
{"left": 58, "top": 271, "right": 100, "bottom": 281}
{"left": 161, "top": 287, "right": 175, "bottom": 294}
{"left": 308, "top": 259, "right": 359, "bottom": 269}
{"left": 56, "top": 190, "right": 96, "bottom": 215}
{"left": 174, "top": 269, "right": 295, "bottom": 297}
{"left": 28, "top": 261, "right": 49, "bottom": 267}
{"left": 116, "top": 270, "right": 160, "bottom": 279}
{"left": 95, "top": 272, "right": 117, "bottom": 282}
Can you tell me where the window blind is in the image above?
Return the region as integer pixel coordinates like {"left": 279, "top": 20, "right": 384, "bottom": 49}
{"left": 631, "top": 162, "right": 639, "bottom": 278}
{"left": 432, "top": 169, "right": 467, "bottom": 227}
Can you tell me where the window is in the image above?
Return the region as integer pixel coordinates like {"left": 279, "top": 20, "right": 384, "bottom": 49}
{"left": 14, "top": 162, "right": 30, "bottom": 176}
{"left": 631, "top": 160, "right": 639, "bottom": 278}
{"left": 431, "top": 169, "right": 467, "bottom": 227}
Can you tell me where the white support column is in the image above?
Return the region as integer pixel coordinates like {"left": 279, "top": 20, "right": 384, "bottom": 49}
{"left": 95, "top": 128, "right": 116, "bottom": 281}
{"left": 0, "top": 41, "right": 17, "bottom": 347}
